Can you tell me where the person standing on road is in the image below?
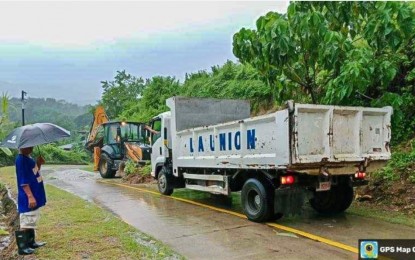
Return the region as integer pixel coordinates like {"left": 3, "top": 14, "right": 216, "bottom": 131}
{"left": 15, "top": 146, "right": 47, "bottom": 255}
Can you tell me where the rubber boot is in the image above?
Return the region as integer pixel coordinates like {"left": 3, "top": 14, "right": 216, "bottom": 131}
{"left": 15, "top": 230, "right": 35, "bottom": 255}
{"left": 28, "top": 229, "right": 46, "bottom": 248}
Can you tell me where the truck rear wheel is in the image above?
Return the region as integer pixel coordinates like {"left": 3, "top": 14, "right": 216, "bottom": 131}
{"left": 158, "top": 167, "right": 174, "bottom": 196}
{"left": 99, "top": 153, "right": 116, "bottom": 178}
{"left": 310, "top": 185, "right": 354, "bottom": 214}
{"left": 241, "top": 178, "right": 273, "bottom": 222}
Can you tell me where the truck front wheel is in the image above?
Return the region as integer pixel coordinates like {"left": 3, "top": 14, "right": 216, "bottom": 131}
{"left": 158, "top": 167, "right": 174, "bottom": 196}
{"left": 99, "top": 153, "right": 116, "bottom": 178}
{"left": 241, "top": 178, "right": 273, "bottom": 222}
{"left": 310, "top": 185, "right": 354, "bottom": 214}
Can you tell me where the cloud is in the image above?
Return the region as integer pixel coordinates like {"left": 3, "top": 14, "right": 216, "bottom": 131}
{"left": 0, "top": 1, "right": 288, "bottom": 105}
{"left": 0, "top": 1, "right": 287, "bottom": 48}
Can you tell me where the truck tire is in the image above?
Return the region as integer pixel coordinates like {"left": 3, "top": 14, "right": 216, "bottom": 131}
{"left": 310, "top": 185, "right": 354, "bottom": 214}
{"left": 334, "top": 185, "right": 354, "bottom": 213}
{"left": 241, "top": 178, "right": 272, "bottom": 222}
{"left": 99, "top": 153, "right": 116, "bottom": 178}
{"left": 158, "top": 167, "right": 174, "bottom": 196}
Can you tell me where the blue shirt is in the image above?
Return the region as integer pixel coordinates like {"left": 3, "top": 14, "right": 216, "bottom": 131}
{"left": 15, "top": 154, "right": 47, "bottom": 213}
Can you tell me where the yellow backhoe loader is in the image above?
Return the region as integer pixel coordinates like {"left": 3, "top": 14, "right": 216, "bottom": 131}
{"left": 85, "top": 106, "right": 151, "bottom": 178}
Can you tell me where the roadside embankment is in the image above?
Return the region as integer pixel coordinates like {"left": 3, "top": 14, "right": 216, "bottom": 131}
{"left": 0, "top": 182, "right": 19, "bottom": 259}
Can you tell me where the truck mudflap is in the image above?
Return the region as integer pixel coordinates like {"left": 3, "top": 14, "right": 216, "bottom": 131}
{"left": 274, "top": 187, "right": 306, "bottom": 216}
{"left": 352, "top": 179, "right": 369, "bottom": 187}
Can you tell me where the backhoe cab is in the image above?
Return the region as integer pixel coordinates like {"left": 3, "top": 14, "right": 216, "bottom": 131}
{"left": 85, "top": 106, "right": 151, "bottom": 178}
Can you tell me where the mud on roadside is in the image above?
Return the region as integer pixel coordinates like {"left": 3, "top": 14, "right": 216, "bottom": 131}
{"left": 0, "top": 184, "right": 34, "bottom": 260}
{"left": 356, "top": 178, "right": 415, "bottom": 216}
{"left": 123, "top": 173, "right": 156, "bottom": 185}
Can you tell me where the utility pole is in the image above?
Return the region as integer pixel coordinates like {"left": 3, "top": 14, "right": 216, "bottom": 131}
{"left": 21, "top": 90, "right": 27, "bottom": 126}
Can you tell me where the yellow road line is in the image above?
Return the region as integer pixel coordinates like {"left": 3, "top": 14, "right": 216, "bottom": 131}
{"left": 97, "top": 180, "right": 358, "bottom": 254}
{"left": 265, "top": 222, "right": 358, "bottom": 253}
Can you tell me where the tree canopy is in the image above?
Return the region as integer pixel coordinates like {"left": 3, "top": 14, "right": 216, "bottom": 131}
{"left": 101, "top": 70, "right": 145, "bottom": 119}
{"left": 233, "top": 1, "right": 415, "bottom": 106}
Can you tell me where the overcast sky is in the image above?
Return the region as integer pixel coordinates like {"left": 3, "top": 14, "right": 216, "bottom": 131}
{"left": 0, "top": 1, "right": 288, "bottom": 105}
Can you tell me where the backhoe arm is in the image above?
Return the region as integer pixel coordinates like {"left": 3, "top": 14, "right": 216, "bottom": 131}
{"left": 85, "top": 106, "right": 109, "bottom": 151}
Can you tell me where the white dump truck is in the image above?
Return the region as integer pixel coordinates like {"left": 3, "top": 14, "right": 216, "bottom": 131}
{"left": 150, "top": 97, "right": 392, "bottom": 222}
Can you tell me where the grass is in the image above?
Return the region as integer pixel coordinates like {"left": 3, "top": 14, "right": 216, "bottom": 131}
{"left": 0, "top": 166, "right": 182, "bottom": 260}
{"left": 348, "top": 202, "right": 415, "bottom": 228}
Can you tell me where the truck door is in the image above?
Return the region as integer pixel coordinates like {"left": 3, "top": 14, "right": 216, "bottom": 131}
{"left": 150, "top": 118, "right": 163, "bottom": 177}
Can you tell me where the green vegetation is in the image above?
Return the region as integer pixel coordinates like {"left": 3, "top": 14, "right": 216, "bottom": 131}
{"left": 124, "top": 160, "right": 151, "bottom": 176}
{"left": 374, "top": 138, "right": 415, "bottom": 183}
{"left": 7, "top": 97, "right": 90, "bottom": 133}
{"left": 102, "top": 61, "right": 269, "bottom": 123}
{"left": 101, "top": 70, "right": 146, "bottom": 119}
{"left": 0, "top": 166, "right": 181, "bottom": 259}
{"left": 0, "top": 92, "right": 16, "bottom": 166}
{"left": 32, "top": 144, "right": 90, "bottom": 165}
{"left": 233, "top": 2, "right": 415, "bottom": 145}
{"left": 349, "top": 203, "right": 415, "bottom": 228}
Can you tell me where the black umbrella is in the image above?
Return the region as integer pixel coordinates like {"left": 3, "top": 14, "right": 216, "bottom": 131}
{"left": 0, "top": 123, "right": 70, "bottom": 149}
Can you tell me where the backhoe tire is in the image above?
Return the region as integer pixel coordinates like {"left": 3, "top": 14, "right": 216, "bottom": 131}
{"left": 241, "top": 178, "right": 273, "bottom": 222}
{"left": 158, "top": 167, "right": 174, "bottom": 196}
{"left": 99, "top": 153, "right": 116, "bottom": 179}
{"left": 310, "top": 185, "right": 354, "bottom": 214}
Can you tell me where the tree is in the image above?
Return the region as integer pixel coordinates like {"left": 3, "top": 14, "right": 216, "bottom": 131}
{"left": 233, "top": 2, "right": 415, "bottom": 106}
{"left": 120, "top": 76, "right": 181, "bottom": 122}
{"left": 0, "top": 92, "right": 12, "bottom": 156}
{"left": 101, "top": 70, "right": 145, "bottom": 118}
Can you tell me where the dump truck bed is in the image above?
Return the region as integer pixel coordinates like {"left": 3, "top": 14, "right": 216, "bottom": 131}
{"left": 291, "top": 104, "right": 392, "bottom": 171}
{"left": 167, "top": 97, "right": 392, "bottom": 175}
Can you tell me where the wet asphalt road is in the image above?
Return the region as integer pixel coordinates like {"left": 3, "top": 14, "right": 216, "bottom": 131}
{"left": 41, "top": 166, "right": 414, "bottom": 259}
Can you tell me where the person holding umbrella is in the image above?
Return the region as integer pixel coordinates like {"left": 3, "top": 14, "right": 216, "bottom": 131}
{"left": 0, "top": 123, "right": 70, "bottom": 255}
{"left": 15, "top": 146, "right": 47, "bottom": 255}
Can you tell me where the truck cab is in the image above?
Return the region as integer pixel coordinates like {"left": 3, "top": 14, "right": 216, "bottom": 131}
{"left": 149, "top": 112, "right": 172, "bottom": 179}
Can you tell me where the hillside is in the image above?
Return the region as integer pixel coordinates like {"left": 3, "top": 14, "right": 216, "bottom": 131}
{"left": 7, "top": 97, "right": 91, "bottom": 132}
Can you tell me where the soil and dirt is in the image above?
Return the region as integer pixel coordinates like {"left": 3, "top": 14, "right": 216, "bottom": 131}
{"left": 123, "top": 173, "right": 155, "bottom": 185}
{"left": 0, "top": 184, "right": 27, "bottom": 260}
{"left": 356, "top": 178, "right": 415, "bottom": 216}
{"left": 355, "top": 138, "right": 415, "bottom": 217}
{"left": 121, "top": 164, "right": 155, "bottom": 185}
